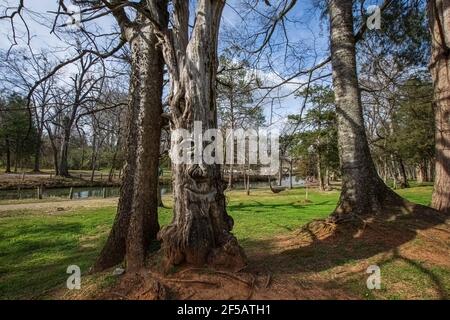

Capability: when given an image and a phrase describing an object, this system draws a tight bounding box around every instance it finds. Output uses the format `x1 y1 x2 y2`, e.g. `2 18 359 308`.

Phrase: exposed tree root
111 292 129 300
162 278 220 287
176 267 254 287
264 273 272 288
296 201 448 247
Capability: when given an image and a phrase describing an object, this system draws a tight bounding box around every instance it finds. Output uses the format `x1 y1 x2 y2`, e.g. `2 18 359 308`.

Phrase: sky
0 0 384 129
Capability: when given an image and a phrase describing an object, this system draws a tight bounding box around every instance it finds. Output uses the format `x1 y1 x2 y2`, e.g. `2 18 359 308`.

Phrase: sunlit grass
0 185 443 299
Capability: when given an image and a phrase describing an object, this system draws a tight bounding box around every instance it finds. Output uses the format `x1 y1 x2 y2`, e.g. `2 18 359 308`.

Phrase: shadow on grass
228 200 336 212
0 221 103 299
243 204 449 299
379 248 449 300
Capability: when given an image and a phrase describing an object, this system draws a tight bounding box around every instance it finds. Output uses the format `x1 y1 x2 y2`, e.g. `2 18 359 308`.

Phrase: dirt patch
91 267 358 300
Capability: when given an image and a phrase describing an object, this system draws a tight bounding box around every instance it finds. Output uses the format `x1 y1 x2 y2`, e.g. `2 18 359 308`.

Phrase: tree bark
245 168 251 195
14 138 19 173
108 135 121 182
397 157 410 188
46 126 59 176
228 163 234 189
417 160 429 183
80 141 86 170
278 156 283 186
227 91 235 190
92 19 164 272
126 22 164 271
32 132 42 173
317 153 325 191
428 0 450 214
5 138 11 173
90 130 97 183
329 0 405 219
289 160 293 189
58 126 71 177
157 0 246 270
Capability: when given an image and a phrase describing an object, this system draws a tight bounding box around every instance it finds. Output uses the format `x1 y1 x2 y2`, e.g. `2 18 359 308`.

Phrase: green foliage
0 94 38 169
287 85 339 177
358 0 430 68
384 77 434 165
375 0 430 67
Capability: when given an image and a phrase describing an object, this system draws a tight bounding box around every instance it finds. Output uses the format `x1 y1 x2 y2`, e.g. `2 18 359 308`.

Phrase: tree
428 0 450 214
0 49 56 173
217 54 264 189
356 0 431 189
152 0 247 270
0 94 37 172
0 0 248 271
0 0 170 272
387 77 435 185
57 53 105 177
93 11 165 272
291 85 339 190
328 0 406 219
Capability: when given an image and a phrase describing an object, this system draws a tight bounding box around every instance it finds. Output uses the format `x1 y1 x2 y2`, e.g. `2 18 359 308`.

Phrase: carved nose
188 164 208 180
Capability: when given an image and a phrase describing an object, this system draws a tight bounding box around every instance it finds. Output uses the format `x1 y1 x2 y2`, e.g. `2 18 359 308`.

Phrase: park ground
0 184 449 300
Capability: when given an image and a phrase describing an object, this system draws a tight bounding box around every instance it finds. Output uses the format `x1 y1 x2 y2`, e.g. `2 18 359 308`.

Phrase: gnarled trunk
157 0 246 270
329 0 405 219
428 0 450 214
92 19 164 272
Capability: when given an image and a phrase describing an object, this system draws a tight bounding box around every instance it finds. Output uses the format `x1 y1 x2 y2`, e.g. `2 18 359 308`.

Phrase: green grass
0 185 447 300
0 207 115 299
334 254 450 300
226 189 337 246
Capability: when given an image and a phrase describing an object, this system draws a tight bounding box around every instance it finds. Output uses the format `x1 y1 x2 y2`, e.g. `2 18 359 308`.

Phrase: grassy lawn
0 185 448 299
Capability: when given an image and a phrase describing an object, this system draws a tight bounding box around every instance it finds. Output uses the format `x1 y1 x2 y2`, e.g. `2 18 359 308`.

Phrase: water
0 186 120 201
0 176 304 201
230 175 305 189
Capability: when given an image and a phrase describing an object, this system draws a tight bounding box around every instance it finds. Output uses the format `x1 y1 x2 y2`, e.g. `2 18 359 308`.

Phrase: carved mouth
185 187 217 201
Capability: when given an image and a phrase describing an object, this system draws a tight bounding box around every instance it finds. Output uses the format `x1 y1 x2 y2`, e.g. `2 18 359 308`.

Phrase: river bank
0 172 173 191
